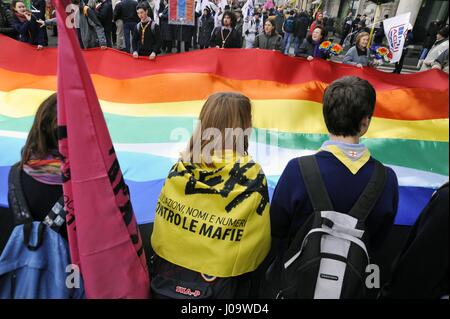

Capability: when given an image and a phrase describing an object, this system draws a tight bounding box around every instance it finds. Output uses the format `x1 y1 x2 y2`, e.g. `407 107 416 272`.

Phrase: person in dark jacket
293 10 309 56
296 25 329 60
373 14 388 45
380 182 448 299
158 0 172 53
393 25 413 74
131 2 160 59
274 7 284 37
210 10 241 48
266 76 399 298
198 6 214 49
253 18 282 52
95 0 113 47
0 0 16 38
11 0 45 49
113 0 139 53
31 0 47 45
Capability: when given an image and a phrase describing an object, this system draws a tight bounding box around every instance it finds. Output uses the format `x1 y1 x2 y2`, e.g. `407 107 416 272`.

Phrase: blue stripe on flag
178 0 186 20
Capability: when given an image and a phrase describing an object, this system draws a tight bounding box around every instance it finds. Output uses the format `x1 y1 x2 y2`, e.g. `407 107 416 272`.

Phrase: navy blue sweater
270 151 399 257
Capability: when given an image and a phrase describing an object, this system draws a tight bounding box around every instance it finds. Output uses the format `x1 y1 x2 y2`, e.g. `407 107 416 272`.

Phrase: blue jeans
123 22 137 53
283 32 293 55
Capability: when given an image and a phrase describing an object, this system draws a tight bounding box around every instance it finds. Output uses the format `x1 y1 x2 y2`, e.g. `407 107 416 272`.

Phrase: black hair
222 10 237 28
322 76 376 137
136 1 153 17
438 25 449 39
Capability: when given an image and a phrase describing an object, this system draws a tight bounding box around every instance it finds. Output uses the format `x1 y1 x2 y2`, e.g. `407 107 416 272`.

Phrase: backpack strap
42 196 66 233
348 160 387 222
7 163 33 225
137 21 157 35
8 162 66 233
298 155 334 212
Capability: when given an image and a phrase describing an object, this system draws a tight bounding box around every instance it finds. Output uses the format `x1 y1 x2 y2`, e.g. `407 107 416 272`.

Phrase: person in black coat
96 0 113 47
379 182 449 299
113 0 139 53
198 7 214 49
31 0 47 45
210 10 241 48
294 10 309 56
158 0 172 53
0 0 16 38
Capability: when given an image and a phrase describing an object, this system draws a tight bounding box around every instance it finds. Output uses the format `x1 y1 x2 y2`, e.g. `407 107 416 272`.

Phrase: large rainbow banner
0 35 448 226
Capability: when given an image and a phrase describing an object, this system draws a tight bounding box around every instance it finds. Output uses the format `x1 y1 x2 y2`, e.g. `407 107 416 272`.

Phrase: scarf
356 46 368 56
320 140 371 174
23 154 63 185
14 12 27 23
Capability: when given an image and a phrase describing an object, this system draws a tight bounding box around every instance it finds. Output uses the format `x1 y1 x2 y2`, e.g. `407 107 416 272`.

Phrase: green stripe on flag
1 114 448 175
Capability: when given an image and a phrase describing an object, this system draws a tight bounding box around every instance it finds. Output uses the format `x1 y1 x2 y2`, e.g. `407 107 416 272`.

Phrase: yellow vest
151 153 271 277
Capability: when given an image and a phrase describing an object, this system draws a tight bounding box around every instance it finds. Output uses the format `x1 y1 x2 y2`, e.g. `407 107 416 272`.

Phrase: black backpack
7 163 66 245
276 155 386 299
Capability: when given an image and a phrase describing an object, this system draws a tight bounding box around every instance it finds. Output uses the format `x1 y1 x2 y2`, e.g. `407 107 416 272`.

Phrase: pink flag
54 0 150 298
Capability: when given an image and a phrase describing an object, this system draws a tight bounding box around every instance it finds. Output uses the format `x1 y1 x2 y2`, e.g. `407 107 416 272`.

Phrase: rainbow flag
169 0 195 25
0 34 448 227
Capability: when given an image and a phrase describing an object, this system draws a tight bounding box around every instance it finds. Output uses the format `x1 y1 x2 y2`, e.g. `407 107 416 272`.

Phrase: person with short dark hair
210 10 241 48
113 0 139 53
266 76 399 298
131 2 161 59
295 25 329 60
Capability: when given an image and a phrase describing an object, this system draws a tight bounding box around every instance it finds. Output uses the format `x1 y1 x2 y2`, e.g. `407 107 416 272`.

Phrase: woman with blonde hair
150 92 271 299
343 31 379 68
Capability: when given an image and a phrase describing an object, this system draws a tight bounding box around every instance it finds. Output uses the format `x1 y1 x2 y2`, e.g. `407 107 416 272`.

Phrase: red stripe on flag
169 0 178 21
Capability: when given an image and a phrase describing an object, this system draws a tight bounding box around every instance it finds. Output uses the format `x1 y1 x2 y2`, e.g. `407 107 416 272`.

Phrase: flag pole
367 2 380 48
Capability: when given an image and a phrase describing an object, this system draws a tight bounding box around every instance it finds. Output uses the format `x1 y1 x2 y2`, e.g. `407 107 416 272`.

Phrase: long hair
20 93 58 168
355 31 370 49
182 92 252 165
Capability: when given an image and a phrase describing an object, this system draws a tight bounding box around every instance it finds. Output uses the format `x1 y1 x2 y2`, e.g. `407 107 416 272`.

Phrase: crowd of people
0 0 448 72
